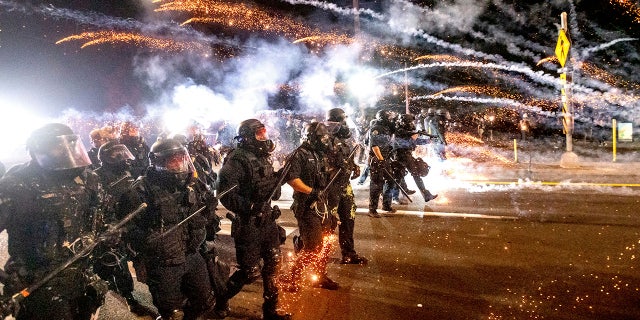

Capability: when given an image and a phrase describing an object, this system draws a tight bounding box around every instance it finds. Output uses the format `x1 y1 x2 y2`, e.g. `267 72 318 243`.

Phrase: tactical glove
251 202 272 227
308 188 325 203
350 165 361 180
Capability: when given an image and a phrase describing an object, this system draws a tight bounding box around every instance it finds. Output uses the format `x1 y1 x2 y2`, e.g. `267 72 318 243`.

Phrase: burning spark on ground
277 233 338 313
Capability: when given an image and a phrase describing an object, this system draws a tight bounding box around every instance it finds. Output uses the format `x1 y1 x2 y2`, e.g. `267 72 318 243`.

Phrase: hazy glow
0 102 50 164
347 70 381 101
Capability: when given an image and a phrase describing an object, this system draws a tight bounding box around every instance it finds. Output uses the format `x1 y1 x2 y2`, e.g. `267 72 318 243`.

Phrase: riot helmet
98 140 135 171
327 108 347 123
303 122 331 152
326 107 351 139
236 119 275 156
427 108 435 116
396 113 417 132
148 138 195 185
172 133 189 146
26 123 92 171
375 109 396 129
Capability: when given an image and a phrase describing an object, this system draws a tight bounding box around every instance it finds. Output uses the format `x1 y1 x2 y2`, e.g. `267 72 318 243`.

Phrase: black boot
423 191 438 202
212 297 229 318
263 297 291 320
124 293 157 318
263 306 291 320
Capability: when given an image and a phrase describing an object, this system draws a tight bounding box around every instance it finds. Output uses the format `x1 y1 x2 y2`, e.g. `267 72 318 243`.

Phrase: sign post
556 12 579 167
556 13 573 152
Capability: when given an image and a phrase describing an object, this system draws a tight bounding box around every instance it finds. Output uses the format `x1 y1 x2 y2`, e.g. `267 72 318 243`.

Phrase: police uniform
120 134 150 178
214 118 288 320
324 108 365 263
285 122 339 291
93 165 138 302
119 139 216 320
368 119 395 212
393 126 437 203
0 163 106 320
217 147 284 319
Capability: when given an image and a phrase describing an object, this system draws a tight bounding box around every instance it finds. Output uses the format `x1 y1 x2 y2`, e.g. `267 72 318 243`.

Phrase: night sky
0 0 639 139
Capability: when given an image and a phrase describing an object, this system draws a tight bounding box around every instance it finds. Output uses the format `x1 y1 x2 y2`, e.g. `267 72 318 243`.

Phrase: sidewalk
469 135 640 182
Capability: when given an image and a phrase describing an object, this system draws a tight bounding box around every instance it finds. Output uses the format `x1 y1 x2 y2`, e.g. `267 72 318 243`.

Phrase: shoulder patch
371 130 379 135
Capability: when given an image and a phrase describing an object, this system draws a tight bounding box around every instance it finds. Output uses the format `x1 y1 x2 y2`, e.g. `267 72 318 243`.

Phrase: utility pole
353 0 360 35
353 0 365 117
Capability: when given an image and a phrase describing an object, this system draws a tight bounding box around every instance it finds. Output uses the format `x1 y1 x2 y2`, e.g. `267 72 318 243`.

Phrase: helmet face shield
154 148 196 174
323 121 342 135
100 143 135 165
255 126 269 141
32 135 92 170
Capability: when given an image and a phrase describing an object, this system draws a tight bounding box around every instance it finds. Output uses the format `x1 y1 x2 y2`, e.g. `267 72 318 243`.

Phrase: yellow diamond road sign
555 30 570 67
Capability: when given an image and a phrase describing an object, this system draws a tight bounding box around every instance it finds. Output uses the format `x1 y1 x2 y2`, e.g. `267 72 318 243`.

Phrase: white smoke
387 0 488 35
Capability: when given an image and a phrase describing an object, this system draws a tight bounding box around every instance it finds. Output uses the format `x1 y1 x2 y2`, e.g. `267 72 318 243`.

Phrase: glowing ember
155 0 351 46
535 55 559 66
610 0 640 24
56 31 208 52
277 233 337 313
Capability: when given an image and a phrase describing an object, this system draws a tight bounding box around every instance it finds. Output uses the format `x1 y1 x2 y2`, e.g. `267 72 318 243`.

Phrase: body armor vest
96 168 134 225
290 145 328 204
0 164 100 273
368 122 394 158
226 148 275 203
326 137 354 189
131 175 202 265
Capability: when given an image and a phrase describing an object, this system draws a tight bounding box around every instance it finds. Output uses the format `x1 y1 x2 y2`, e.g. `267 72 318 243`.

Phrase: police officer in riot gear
119 121 150 177
368 109 397 217
0 123 107 319
431 109 448 160
393 114 438 203
118 138 219 320
215 119 289 320
186 132 218 193
285 122 339 291
93 141 153 317
325 108 368 265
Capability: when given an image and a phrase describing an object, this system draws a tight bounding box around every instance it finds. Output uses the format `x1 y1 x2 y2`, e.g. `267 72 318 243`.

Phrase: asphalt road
91 156 640 320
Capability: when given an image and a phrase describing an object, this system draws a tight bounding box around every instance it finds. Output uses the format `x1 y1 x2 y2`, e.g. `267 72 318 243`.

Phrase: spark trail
0 0 233 45
432 86 522 100
412 95 534 112
156 0 351 45
374 61 575 92
56 31 209 52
